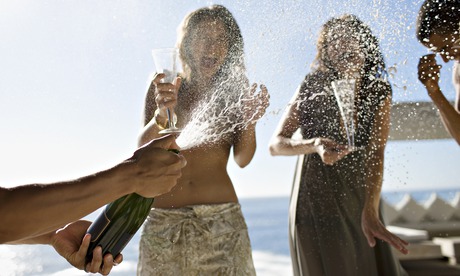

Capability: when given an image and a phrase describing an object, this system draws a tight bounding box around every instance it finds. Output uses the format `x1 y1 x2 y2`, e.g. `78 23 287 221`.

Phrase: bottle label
88 210 111 242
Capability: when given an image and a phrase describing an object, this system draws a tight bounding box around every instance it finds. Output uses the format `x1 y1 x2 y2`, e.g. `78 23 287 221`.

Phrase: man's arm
0 167 135 243
418 55 460 145
428 85 460 144
0 135 186 244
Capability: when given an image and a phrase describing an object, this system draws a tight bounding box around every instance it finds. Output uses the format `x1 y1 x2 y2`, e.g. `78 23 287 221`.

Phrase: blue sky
0 0 459 198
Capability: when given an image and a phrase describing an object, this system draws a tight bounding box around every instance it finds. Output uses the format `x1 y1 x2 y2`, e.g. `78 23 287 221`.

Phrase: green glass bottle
85 148 180 265
84 193 154 265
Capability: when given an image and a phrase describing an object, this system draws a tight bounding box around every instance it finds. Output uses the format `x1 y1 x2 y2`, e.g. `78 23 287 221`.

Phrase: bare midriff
153 142 238 209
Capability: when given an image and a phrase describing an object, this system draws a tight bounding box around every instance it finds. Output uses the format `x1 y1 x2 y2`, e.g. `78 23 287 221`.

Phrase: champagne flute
331 79 356 150
152 48 181 134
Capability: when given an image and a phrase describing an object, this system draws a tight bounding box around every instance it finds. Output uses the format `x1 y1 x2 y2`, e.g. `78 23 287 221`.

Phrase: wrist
364 196 379 213
106 161 137 196
154 109 168 130
423 81 440 94
244 121 257 130
427 86 442 98
38 231 55 245
311 138 321 152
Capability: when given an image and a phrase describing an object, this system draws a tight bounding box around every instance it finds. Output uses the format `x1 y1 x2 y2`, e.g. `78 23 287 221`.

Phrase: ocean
1 190 459 276
0 197 292 276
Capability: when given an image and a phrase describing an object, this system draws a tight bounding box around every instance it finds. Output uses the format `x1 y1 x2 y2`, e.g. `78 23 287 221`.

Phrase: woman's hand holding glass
152 73 182 131
314 137 352 165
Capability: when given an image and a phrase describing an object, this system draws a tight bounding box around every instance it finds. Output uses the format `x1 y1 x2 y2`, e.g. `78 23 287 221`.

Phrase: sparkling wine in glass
152 47 181 134
331 79 356 149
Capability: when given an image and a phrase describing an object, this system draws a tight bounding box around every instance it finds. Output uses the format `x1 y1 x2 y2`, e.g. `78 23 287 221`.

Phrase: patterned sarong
137 203 256 276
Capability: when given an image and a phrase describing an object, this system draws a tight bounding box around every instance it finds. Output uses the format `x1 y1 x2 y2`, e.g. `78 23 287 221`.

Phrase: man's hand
418 54 442 94
128 135 186 198
51 220 122 275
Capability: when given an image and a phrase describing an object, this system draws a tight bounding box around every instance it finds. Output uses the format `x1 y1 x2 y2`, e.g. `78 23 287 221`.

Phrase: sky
0 0 459 199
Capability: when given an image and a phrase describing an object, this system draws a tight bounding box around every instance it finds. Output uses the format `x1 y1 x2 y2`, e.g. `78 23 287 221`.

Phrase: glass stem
166 108 173 129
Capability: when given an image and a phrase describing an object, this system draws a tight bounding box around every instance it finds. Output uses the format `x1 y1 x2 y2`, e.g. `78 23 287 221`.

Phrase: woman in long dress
269 14 408 276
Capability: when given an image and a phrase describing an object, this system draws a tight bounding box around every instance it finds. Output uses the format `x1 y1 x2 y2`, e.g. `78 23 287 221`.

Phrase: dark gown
288 71 407 276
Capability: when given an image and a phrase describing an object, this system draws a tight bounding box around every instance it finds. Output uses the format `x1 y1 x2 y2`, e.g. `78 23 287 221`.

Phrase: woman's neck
338 69 361 80
189 74 213 91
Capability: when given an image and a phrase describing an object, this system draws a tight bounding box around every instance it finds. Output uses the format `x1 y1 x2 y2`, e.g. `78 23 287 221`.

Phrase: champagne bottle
84 193 154 265
85 148 180 265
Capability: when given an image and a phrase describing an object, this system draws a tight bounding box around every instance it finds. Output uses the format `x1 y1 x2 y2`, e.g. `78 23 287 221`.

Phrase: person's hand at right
128 135 186 198
314 137 351 165
418 54 442 95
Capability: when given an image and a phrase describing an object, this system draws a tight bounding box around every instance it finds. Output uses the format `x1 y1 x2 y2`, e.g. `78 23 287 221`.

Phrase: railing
383 193 460 226
389 101 452 141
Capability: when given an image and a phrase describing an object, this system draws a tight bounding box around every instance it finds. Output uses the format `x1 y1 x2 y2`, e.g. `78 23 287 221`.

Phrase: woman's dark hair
416 0 460 43
313 14 387 85
176 5 246 84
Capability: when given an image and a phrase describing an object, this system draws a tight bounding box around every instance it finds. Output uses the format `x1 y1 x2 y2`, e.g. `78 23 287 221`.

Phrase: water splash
176 69 260 150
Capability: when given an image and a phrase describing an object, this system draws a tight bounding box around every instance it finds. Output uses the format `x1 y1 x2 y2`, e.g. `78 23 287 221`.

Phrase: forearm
363 96 391 214
0 163 134 244
6 230 54 245
363 152 384 213
269 135 317 156
138 113 166 147
233 123 257 168
429 87 460 144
